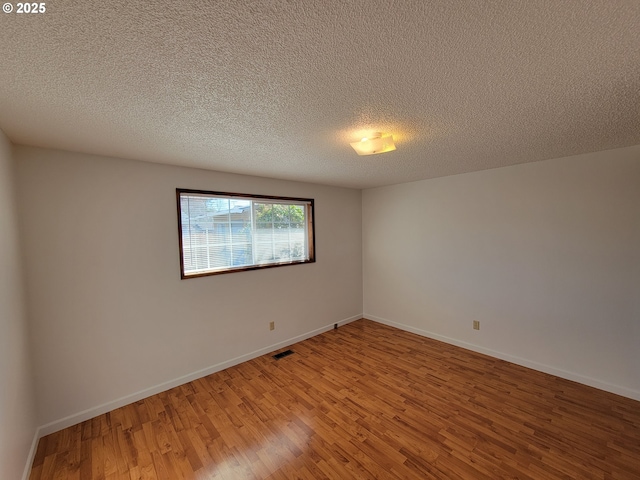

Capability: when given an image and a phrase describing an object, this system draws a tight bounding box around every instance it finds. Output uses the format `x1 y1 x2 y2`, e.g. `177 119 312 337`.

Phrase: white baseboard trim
365 313 640 402
36 314 362 439
21 426 41 480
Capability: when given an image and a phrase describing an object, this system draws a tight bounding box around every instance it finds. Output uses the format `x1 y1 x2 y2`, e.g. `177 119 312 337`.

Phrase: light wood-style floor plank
30 319 640 479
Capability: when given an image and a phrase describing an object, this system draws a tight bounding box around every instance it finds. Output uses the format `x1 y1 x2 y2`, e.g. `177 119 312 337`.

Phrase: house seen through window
177 189 315 278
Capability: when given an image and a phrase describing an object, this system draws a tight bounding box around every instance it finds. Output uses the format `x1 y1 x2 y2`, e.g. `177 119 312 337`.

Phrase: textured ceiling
1 0 639 188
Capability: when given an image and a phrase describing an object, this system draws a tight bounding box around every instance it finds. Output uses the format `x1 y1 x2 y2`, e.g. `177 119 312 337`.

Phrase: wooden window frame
177 188 315 279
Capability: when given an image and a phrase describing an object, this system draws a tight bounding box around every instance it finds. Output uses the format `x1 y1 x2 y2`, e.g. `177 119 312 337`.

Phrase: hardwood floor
29 319 640 479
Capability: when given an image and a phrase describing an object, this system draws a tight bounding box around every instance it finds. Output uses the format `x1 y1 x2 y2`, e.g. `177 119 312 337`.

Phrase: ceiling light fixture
350 132 396 156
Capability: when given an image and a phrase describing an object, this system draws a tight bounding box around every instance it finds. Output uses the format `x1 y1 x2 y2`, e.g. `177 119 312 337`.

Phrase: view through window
177 189 315 278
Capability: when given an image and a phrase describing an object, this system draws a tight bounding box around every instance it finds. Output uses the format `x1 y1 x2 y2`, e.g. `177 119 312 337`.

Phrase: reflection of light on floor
197 414 314 478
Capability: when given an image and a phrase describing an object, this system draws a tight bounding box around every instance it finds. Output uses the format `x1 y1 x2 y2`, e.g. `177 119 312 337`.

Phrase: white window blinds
177 190 314 278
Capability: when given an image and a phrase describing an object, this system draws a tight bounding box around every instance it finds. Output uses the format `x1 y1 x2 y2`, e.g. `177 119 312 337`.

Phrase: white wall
363 146 640 399
15 146 362 431
0 133 37 478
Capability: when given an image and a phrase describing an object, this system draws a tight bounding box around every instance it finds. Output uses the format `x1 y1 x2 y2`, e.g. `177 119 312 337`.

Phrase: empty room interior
1 1 639 479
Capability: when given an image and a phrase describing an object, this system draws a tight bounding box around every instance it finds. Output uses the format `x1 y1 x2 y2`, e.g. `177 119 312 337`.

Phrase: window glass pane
178 190 314 277
255 203 271 220
289 205 304 228
274 242 291 260
255 241 274 263
232 242 253 266
183 246 194 271
212 223 230 244
209 245 231 269
192 246 209 270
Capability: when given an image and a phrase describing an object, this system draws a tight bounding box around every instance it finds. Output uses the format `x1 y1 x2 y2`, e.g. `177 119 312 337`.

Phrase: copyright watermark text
3 3 47 13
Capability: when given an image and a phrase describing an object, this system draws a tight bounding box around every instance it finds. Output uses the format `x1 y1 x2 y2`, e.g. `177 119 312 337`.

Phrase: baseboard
36 314 362 438
21 426 41 480
365 314 640 402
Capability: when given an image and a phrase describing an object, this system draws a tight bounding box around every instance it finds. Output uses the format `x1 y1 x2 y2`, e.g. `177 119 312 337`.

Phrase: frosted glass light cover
350 134 396 155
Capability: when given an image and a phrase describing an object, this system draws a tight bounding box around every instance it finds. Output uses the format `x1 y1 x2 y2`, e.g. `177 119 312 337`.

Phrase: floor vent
273 349 294 360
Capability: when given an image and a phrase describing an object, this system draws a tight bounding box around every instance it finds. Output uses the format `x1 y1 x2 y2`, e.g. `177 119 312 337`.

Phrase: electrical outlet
269 321 275 331
473 320 480 330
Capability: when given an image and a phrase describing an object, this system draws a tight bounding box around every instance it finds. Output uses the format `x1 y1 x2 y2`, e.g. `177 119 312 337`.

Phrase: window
177 189 315 278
